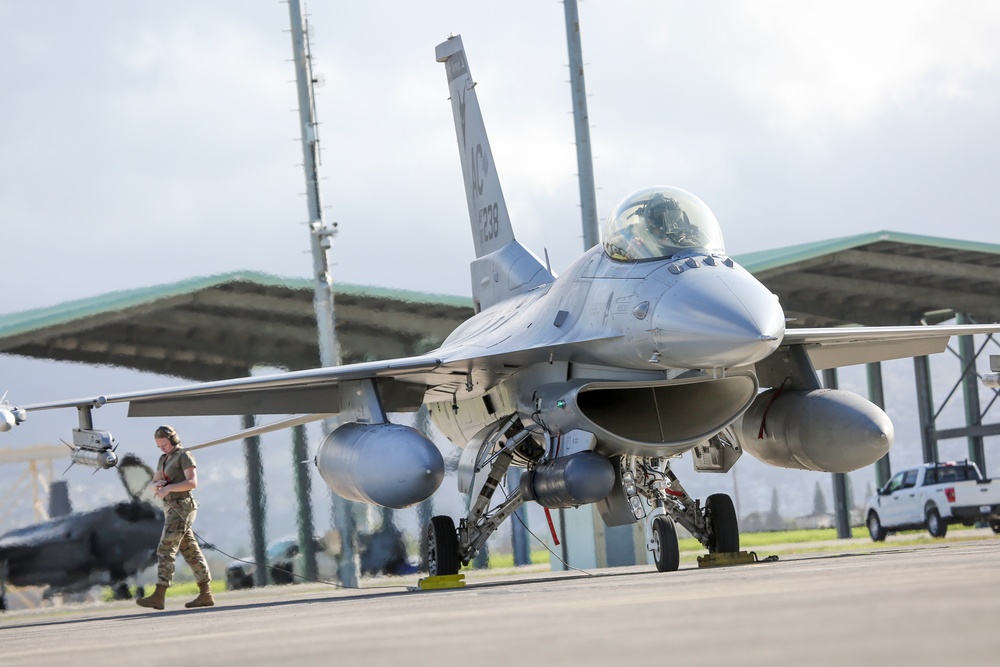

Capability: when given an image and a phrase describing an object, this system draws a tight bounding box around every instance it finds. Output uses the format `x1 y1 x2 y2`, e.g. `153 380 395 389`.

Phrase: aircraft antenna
287 0 360 589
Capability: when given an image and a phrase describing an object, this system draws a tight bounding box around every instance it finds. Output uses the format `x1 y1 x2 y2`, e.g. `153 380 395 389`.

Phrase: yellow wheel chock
697 550 778 568
416 573 466 590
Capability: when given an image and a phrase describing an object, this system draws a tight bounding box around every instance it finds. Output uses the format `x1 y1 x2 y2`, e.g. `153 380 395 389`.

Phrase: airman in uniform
136 425 214 610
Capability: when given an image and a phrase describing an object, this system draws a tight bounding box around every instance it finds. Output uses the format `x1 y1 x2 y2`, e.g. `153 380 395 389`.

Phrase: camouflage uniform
156 446 211 587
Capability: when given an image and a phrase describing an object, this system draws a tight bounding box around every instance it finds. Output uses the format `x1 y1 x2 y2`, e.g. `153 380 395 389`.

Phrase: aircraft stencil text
479 202 500 244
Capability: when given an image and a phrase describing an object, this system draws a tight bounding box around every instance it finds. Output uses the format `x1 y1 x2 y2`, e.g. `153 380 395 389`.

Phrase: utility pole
286 0 359 587
564 0 600 250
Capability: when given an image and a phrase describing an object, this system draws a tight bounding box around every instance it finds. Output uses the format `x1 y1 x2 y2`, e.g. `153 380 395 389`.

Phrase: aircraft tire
652 516 680 572
990 520 1000 534
427 515 460 576
706 493 740 553
112 582 131 600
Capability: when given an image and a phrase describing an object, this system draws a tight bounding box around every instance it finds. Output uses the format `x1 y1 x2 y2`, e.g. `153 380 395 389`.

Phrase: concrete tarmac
2 538 998 666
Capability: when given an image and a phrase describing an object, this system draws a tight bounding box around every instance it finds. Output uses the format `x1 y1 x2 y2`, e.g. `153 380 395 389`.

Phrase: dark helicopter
0 453 163 610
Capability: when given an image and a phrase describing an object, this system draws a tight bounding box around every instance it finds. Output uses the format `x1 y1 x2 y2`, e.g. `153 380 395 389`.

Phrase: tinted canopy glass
603 186 725 261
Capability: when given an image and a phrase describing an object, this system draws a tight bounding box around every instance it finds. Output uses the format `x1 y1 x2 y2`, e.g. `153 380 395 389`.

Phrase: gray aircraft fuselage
427 239 784 460
0 501 162 591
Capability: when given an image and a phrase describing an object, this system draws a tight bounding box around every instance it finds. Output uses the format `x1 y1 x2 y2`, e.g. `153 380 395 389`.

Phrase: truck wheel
990 520 1000 535
926 508 948 538
867 512 887 542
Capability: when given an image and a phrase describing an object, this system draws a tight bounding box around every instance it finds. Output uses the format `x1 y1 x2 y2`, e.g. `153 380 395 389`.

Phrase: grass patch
678 526 872 551
471 549 551 570
473 524 992 569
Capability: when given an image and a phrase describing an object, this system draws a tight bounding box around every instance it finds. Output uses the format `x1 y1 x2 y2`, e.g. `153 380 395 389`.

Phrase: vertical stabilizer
436 35 553 310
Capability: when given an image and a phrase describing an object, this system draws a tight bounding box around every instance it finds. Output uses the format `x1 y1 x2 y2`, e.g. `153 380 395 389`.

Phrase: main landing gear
427 419 533 576
426 440 741 576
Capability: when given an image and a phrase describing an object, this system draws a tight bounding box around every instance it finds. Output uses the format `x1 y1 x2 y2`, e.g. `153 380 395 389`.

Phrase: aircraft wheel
867 512 887 542
135 586 145 600
990 520 1000 535
112 582 131 600
427 515 460 576
270 564 295 586
926 508 947 538
652 516 680 572
706 493 740 553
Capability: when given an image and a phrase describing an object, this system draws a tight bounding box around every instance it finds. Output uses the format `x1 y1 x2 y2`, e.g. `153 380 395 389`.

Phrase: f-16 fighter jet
4 35 998 576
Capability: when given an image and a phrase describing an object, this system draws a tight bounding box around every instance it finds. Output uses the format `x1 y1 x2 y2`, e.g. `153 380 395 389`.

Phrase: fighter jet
0 454 162 609
2 35 998 577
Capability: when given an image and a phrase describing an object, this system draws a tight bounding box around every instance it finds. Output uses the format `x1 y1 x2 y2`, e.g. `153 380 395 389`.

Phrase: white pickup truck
865 461 1000 541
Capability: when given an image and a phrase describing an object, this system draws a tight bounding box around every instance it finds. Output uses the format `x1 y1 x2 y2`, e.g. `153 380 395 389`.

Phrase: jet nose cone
653 267 785 368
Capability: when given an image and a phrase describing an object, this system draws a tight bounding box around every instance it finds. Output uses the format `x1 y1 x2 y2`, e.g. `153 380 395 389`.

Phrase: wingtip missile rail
68 428 119 470
0 404 27 432
1 400 116 469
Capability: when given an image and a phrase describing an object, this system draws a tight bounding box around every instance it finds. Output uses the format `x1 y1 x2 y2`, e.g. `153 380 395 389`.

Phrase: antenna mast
287 0 360 588
288 1 340 366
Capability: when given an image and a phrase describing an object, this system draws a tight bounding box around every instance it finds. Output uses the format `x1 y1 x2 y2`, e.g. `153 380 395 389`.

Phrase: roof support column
292 424 318 581
913 355 939 464
957 313 986 471
866 362 891 487
413 406 434 571
242 414 269 587
823 368 851 539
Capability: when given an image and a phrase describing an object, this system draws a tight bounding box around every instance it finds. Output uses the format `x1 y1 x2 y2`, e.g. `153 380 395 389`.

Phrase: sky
1 2 999 549
2 1 999 310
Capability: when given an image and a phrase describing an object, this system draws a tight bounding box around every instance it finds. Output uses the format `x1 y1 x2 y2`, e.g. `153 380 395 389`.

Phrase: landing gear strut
427 420 533 576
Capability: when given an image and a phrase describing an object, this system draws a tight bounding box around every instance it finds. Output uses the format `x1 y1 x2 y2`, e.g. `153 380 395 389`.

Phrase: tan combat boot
185 580 215 608
136 584 168 610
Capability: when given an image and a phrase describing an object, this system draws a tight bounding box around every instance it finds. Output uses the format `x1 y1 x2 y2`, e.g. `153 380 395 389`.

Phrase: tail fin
436 35 553 311
117 453 163 510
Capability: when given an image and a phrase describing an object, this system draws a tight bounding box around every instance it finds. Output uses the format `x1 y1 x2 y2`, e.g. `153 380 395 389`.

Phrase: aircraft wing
15 318 626 420
16 322 994 419
19 355 445 417
782 323 1000 370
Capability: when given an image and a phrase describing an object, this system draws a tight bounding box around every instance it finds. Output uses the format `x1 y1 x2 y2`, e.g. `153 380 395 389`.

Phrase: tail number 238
479 203 500 244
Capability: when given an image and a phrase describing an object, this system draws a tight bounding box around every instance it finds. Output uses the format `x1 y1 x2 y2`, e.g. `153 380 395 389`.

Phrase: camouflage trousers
157 496 211 587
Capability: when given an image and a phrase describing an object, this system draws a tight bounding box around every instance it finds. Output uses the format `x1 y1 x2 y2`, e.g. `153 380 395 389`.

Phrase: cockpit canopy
602 186 725 261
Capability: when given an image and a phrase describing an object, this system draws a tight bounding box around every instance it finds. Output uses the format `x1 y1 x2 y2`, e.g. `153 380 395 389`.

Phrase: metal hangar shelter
0 271 473 381
740 231 1000 538
1 232 998 547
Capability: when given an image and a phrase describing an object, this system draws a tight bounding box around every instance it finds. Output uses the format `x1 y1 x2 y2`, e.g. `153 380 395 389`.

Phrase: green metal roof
735 231 1000 275
0 271 473 381
736 231 1000 327
2 228 998 380
0 270 472 343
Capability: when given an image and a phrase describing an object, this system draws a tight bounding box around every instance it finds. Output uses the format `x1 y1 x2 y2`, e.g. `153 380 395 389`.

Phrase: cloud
726 1 1000 139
